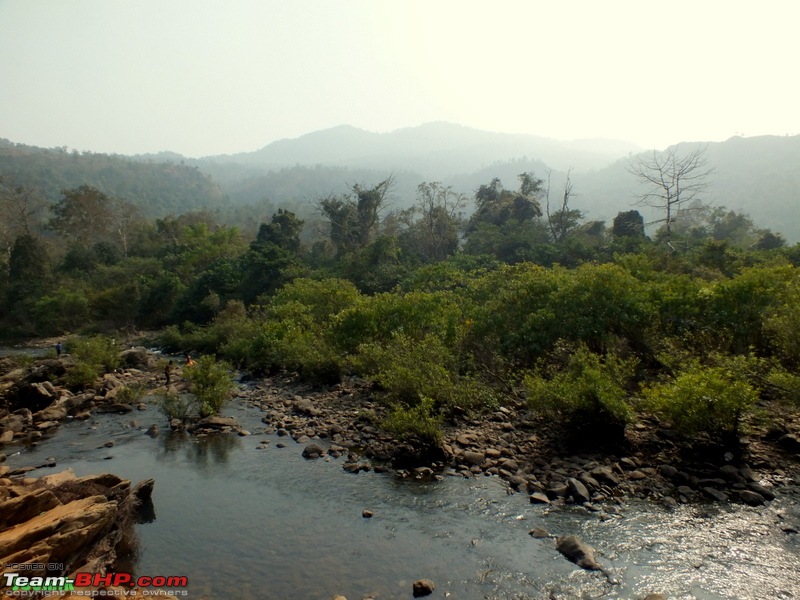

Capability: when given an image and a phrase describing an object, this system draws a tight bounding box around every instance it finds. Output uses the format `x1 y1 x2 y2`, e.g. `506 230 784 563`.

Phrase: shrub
382 397 443 448
183 355 235 417
159 390 192 421
642 364 759 441
64 335 120 389
524 344 637 434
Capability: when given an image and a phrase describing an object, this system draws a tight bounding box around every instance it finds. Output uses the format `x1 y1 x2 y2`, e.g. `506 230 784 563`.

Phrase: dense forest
1 154 799 449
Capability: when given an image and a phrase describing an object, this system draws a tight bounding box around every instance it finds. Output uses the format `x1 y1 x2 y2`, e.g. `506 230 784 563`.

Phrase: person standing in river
55 342 62 357
165 360 173 386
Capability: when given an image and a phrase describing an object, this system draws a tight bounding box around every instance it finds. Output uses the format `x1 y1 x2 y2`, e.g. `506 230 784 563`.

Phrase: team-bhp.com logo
2 572 189 596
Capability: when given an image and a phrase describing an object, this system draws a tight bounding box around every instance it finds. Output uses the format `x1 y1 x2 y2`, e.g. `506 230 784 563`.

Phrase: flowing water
3 393 800 600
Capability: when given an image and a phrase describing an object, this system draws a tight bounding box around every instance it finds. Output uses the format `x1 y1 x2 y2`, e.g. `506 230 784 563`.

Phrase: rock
702 487 729 502
777 433 800 453
556 535 602 570
462 450 485 466
659 464 678 478
332 596 347 600
737 490 766 506
362 509 374 518
747 482 775 501
0 430 15 444
566 477 591 504
145 424 159 438
590 465 620 486
119 347 151 369
412 579 435 597
643 595 667 600
302 443 325 459
196 415 239 429
529 492 550 504
528 527 551 538
619 457 639 470
628 470 647 480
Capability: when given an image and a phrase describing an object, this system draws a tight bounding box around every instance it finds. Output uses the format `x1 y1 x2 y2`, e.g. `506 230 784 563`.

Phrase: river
3 391 799 599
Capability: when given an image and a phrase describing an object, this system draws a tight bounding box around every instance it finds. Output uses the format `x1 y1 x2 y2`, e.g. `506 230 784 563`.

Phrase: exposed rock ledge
0 466 153 584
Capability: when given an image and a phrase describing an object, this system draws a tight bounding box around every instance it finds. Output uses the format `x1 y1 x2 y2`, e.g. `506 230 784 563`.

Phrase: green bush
382 397 443 448
160 390 192 420
524 344 637 432
351 333 459 407
183 355 235 417
64 335 121 389
642 364 759 440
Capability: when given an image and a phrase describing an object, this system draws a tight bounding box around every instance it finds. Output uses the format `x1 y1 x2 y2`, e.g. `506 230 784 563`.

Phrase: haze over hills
2 123 799 242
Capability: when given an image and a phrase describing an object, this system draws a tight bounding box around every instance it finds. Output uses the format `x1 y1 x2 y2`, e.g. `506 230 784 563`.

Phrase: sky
1 0 798 157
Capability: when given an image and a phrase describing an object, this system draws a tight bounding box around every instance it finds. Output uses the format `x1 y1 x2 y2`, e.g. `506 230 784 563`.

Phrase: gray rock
528 527 551 538
659 464 678 478
567 477 591 504
590 465 620 486
556 535 602 570
748 482 775 500
702 487 729 502
737 490 766 506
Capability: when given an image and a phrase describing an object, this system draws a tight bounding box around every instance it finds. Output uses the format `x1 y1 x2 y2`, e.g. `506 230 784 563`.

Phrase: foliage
63 335 120 389
524 344 637 433
382 396 443 448
642 363 759 440
183 355 235 417
159 390 192 421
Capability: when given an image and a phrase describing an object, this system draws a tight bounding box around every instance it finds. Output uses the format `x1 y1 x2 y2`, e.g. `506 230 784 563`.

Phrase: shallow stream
4 393 800 599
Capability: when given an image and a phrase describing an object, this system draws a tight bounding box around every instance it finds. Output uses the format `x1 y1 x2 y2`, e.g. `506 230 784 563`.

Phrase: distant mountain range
2 122 799 242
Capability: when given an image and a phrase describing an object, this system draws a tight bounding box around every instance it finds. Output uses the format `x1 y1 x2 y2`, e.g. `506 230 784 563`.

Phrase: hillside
2 128 799 243
0 140 228 217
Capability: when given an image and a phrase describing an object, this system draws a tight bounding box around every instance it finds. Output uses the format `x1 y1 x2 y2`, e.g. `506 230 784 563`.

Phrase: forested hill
0 139 227 217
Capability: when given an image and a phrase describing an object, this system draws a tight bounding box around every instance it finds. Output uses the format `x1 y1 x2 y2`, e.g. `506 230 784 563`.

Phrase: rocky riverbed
2 346 800 512
2 345 800 599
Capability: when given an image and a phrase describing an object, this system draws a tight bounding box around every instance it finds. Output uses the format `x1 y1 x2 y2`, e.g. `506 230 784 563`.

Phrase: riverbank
2 347 799 512
2 346 800 599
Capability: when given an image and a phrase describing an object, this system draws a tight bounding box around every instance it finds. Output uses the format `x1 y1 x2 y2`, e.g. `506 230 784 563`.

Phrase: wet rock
737 490 766 506
748 482 775 501
556 535 602 570
528 527 551 538
412 579 435 597
702 487 729 502
302 443 325 459
529 492 550 504
196 415 239 429
590 465 620 486
362 509 374 518
567 477 591 504
145 424 159 438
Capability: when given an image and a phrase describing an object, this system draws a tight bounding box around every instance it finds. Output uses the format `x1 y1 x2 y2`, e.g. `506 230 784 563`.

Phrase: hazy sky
1 0 798 157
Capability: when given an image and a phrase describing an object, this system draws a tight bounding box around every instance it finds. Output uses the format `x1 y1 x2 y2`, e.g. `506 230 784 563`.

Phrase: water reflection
3 401 799 599
155 429 241 471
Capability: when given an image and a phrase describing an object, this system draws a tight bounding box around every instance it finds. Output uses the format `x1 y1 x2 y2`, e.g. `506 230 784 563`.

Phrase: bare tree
627 145 713 244
544 168 582 244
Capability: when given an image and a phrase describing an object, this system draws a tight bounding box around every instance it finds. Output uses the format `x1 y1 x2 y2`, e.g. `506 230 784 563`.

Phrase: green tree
49 185 115 248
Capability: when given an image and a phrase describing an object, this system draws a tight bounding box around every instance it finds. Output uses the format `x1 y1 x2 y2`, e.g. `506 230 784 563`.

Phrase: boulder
119 347 151 369
737 490 766 506
556 535 602 570
302 443 326 459
412 579 435 597
462 450 485 466
566 477 591 504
